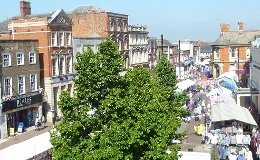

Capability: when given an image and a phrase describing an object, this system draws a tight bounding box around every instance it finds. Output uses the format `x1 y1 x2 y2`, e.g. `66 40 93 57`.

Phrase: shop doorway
7 113 17 135
18 110 27 128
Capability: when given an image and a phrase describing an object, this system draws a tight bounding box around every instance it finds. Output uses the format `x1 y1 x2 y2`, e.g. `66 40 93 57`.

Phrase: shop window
30 74 37 91
4 77 12 96
16 52 24 65
18 75 25 94
29 52 36 64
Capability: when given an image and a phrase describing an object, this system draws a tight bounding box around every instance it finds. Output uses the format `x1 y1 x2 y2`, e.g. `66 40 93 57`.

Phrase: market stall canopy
219 81 236 90
177 79 196 90
206 87 233 98
210 95 236 105
0 131 52 160
211 102 257 126
216 72 238 90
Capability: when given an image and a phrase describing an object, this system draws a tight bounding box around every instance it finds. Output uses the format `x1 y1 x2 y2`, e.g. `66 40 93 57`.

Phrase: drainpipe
12 21 14 40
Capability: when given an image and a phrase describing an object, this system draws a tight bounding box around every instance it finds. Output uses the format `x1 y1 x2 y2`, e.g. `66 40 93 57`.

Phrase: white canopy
211 102 257 126
206 87 232 98
0 132 53 160
177 79 196 90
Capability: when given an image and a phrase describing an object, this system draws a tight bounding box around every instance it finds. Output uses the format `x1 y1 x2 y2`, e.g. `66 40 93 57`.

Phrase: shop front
1 93 42 138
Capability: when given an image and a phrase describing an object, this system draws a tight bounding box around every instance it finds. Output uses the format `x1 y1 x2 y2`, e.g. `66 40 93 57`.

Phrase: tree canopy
50 39 188 160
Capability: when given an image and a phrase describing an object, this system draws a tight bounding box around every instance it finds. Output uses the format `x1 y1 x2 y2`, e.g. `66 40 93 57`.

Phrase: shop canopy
211 102 257 126
0 131 52 160
210 95 236 105
206 87 233 98
177 79 196 90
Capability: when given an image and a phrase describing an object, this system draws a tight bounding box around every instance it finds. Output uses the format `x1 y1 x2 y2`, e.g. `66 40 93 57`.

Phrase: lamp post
250 55 253 112
178 40 181 79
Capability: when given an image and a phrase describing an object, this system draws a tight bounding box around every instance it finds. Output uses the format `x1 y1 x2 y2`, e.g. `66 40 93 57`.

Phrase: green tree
50 39 186 159
50 38 124 159
155 56 188 119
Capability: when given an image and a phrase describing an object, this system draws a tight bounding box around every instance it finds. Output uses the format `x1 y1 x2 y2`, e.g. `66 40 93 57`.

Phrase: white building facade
128 25 149 67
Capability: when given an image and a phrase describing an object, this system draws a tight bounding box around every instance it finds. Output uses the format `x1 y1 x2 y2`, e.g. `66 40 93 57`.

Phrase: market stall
209 95 236 105
206 87 233 98
206 102 256 158
0 132 53 160
177 79 196 91
211 102 256 125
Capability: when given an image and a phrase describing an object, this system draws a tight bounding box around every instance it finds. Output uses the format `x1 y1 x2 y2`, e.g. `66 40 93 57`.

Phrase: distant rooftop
67 5 106 14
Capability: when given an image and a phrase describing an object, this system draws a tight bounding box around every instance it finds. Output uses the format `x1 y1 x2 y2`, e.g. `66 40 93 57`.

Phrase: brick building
0 40 43 139
0 1 75 122
211 22 260 79
67 6 130 68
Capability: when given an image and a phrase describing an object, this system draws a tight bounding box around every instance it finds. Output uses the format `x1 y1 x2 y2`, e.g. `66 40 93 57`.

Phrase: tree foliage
50 39 187 160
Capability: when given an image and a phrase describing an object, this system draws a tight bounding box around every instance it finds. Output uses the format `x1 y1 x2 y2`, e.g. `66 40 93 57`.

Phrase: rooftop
67 5 106 14
212 31 260 46
0 20 8 32
157 39 173 47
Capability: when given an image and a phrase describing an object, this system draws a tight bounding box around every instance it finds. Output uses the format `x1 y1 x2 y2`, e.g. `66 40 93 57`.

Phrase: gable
48 9 73 26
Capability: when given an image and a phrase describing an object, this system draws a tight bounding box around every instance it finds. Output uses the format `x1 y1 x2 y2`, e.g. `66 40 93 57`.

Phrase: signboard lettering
17 97 32 107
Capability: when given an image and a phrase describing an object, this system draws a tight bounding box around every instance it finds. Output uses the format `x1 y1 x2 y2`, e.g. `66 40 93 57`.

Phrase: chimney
20 0 31 19
238 21 243 31
220 23 230 33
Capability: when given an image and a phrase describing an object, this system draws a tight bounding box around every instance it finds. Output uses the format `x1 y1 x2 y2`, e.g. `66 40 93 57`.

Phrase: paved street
0 122 54 150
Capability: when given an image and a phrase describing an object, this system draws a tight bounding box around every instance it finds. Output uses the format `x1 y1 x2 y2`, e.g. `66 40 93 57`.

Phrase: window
59 57 64 75
215 48 219 59
18 76 25 94
51 32 57 46
29 52 36 64
4 78 12 96
66 32 71 46
59 32 64 46
230 47 236 57
52 58 57 76
16 52 24 65
2 53 11 67
30 74 37 91
66 56 71 74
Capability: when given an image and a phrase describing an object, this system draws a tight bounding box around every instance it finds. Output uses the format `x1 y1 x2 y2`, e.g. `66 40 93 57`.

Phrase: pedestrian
52 115 56 129
244 147 253 160
41 115 45 128
35 116 39 130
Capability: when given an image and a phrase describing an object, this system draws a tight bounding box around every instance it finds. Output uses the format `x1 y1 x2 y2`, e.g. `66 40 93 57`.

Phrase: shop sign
17 97 32 108
2 93 42 113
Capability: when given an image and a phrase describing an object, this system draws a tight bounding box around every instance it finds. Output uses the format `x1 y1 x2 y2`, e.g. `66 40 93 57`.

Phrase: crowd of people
179 64 259 160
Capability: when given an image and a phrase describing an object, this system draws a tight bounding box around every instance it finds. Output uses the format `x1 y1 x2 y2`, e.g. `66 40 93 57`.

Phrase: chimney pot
220 23 230 33
20 1 31 19
238 21 243 31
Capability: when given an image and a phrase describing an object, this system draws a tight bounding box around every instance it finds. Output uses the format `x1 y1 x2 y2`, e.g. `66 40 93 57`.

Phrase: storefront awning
211 102 257 126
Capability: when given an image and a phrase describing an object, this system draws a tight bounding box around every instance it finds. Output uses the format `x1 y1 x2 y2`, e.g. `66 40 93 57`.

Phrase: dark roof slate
67 5 106 14
200 45 212 53
212 31 260 46
157 39 173 46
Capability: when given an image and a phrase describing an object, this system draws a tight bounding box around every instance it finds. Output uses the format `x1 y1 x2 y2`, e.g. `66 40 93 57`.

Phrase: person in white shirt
245 147 253 160
35 117 39 129
229 152 237 160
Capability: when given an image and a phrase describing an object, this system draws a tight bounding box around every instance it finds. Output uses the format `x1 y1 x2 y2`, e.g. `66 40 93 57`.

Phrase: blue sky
1 0 260 42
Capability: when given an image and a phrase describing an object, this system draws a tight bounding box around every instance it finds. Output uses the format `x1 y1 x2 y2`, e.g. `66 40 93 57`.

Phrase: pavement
0 122 54 150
